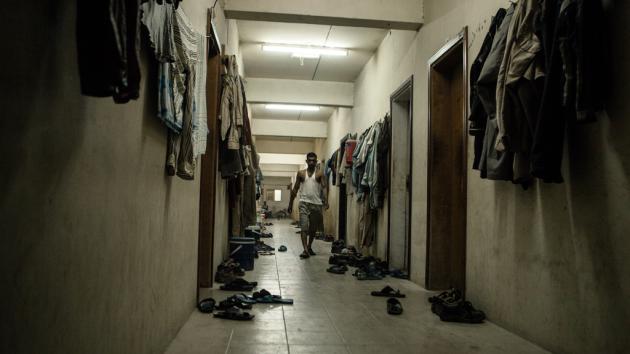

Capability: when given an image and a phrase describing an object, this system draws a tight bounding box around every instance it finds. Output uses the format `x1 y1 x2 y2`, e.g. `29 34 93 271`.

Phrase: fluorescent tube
262 44 348 57
265 104 320 111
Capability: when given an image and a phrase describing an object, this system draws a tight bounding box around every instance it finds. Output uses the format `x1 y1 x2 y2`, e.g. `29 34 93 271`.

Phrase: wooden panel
426 28 468 291
428 67 455 289
197 11 222 290
449 55 466 292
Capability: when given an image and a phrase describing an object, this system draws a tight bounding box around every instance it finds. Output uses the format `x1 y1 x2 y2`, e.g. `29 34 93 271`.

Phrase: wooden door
426 28 468 291
197 11 222 290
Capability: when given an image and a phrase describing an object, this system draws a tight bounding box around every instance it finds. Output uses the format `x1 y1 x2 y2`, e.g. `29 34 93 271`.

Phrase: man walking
288 152 328 259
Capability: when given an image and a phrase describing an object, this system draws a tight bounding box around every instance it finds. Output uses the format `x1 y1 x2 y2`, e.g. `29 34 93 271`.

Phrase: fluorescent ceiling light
265 104 320 112
262 44 348 57
291 53 320 59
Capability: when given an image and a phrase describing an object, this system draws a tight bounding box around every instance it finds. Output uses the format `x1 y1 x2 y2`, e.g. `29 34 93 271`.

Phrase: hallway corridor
166 219 547 354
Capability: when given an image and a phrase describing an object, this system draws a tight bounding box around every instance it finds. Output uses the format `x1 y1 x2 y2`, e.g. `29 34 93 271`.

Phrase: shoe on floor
213 306 255 321
371 285 406 298
299 251 310 259
197 298 215 313
308 248 316 256
326 265 348 274
278 245 287 252
387 298 403 315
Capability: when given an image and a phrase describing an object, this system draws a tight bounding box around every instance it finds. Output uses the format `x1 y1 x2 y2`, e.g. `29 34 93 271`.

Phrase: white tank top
299 171 323 205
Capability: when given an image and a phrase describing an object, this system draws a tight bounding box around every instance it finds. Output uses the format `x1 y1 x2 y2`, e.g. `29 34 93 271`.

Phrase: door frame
387 76 414 277
425 27 469 290
197 11 222 300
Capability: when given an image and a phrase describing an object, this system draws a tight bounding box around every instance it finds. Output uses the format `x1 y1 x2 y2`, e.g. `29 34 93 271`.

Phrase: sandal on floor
235 293 257 304
326 265 348 274
428 288 461 304
216 296 253 310
355 269 383 280
220 278 257 291
197 298 215 313
253 289 294 304
213 306 255 321
371 286 406 298
387 298 403 315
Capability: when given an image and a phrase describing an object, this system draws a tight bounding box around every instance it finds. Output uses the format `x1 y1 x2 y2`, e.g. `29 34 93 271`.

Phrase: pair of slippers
371 286 405 315
429 288 485 323
326 265 348 274
219 278 258 291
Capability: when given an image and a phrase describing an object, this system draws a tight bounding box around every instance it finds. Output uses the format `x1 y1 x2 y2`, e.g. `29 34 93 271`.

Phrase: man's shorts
299 201 324 236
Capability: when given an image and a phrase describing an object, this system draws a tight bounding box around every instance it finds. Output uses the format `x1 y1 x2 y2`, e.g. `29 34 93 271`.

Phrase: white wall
262 180 292 213
325 29 417 257
0 2 227 354
324 0 630 353
255 138 315 154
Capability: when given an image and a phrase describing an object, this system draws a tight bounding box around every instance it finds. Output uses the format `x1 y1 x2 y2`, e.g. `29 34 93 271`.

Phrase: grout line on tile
272 226 291 353
322 298 347 344
361 302 381 323
224 329 234 354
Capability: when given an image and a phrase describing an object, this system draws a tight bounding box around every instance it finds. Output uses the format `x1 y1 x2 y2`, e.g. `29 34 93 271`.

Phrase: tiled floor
165 219 548 354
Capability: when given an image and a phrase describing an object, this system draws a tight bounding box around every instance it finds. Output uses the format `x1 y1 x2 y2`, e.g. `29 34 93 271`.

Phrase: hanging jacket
374 114 391 208
478 4 516 181
77 0 141 103
557 0 606 123
495 0 544 154
219 56 243 150
469 8 507 170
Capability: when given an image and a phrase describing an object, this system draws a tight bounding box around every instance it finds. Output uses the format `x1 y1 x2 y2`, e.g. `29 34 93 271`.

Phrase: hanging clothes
219 56 243 150
193 33 209 158
477 4 516 181
165 8 199 179
531 0 606 183
326 150 339 186
77 0 141 103
469 8 508 170
219 56 247 179
374 114 391 209
142 1 198 133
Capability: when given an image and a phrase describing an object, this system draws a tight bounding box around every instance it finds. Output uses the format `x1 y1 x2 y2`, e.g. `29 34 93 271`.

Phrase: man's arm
288 171 302 213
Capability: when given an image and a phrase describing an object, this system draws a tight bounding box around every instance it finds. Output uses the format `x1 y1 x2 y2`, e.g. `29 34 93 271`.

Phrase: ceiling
238 20 387 82
239 20 385 169
250 104 334 121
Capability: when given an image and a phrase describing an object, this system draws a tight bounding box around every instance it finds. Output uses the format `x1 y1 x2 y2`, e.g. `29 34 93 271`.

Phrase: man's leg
306 203 322 255
301 231 309 253
298 202 310 258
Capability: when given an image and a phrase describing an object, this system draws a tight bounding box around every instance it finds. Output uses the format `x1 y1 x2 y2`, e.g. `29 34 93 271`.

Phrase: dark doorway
387 77 413 277
426 28 468 291
338 183 347 242
197 11 222 300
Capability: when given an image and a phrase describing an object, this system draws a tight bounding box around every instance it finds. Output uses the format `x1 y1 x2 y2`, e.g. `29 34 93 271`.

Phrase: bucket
229 237 255 271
